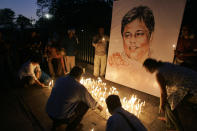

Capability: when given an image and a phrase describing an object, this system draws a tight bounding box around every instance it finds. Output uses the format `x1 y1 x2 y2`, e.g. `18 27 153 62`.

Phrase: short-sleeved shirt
18 60 41 80
158 63 197 110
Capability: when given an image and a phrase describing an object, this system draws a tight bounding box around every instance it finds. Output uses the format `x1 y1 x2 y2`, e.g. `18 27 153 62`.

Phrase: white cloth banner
106 0 186 97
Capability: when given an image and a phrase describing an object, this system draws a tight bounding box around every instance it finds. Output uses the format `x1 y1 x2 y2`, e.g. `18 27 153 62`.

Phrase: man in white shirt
106 95 147 131
18 55 49 88
92 27 109 77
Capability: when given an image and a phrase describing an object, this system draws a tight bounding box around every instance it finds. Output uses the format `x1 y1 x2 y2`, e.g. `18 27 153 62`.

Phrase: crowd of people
46 66 147 131
0 27 81 88
0 26 110 88
45 58 197 131
45 57 197 131
1 23 197 131
18 27 110 88
44 24 197 130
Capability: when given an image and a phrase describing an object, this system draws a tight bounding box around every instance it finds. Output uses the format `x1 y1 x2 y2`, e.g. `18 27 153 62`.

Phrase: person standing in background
92 27 109 77
61 28 78 73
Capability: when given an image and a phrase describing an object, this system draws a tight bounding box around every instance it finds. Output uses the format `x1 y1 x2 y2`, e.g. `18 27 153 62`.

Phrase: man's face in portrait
122 19 151 62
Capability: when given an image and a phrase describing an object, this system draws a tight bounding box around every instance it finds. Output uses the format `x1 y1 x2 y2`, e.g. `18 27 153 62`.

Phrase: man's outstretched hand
97 105 103 112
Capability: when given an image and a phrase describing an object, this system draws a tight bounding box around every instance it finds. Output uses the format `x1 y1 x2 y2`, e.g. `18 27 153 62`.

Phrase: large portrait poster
105 0 186 97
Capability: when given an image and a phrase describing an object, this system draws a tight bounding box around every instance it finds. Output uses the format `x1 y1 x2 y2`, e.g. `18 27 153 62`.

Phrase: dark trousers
165 103 184 131
50 102 89 131
20 76 34 86
48 58 63 78
165 95 197 131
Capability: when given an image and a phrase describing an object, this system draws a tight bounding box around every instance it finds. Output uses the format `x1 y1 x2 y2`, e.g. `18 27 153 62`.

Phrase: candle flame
48 80 54 88
80 77 145 119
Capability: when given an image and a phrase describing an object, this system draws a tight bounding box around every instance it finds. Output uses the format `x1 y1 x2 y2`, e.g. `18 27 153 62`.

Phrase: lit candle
172 44 176 50
102 37 105 42
80 77 145 119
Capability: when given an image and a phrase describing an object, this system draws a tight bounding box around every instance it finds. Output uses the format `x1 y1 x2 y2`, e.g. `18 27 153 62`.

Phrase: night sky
0 0 38 20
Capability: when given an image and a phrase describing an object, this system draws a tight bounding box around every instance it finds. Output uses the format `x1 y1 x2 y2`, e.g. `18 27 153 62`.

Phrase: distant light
44 13 52 19
31 20 36 25
81 29 84 32
172 44 176 50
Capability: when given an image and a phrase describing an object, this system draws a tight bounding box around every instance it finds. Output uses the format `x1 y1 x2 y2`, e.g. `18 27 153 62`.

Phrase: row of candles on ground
48 77 145 119
80 77 145 119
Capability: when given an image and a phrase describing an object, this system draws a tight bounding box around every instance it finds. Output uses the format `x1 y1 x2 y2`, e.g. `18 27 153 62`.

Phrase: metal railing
76 31 95 64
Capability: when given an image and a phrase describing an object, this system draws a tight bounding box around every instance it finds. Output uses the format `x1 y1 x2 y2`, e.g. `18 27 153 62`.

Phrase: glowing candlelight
80 77 145 119
102 37 105 41
48 80 54 89
172 44 176 50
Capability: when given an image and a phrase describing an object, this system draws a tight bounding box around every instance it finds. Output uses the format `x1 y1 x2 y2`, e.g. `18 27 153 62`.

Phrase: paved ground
2 61 167 131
